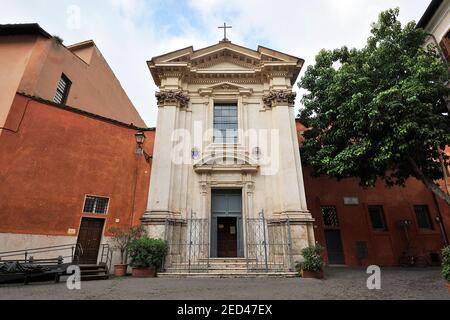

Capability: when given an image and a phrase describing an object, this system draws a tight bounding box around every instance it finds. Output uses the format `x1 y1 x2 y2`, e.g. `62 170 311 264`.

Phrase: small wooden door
76 218 104 265
217 217 238 257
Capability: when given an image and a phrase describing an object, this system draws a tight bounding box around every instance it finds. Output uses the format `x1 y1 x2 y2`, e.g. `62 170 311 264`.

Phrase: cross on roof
218 22 232 41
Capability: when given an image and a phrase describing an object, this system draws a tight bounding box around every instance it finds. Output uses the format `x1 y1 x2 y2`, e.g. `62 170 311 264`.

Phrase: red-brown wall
297 121 450 266
0 94 153 238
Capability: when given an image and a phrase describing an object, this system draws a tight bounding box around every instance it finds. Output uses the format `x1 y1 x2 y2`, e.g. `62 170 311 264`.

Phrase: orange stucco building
0 23 146 130
297 121 450 267
0 24 151 265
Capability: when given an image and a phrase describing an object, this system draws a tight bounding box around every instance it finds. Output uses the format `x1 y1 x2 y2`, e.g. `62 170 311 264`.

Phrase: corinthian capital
155 90 190 108
262 90 297 108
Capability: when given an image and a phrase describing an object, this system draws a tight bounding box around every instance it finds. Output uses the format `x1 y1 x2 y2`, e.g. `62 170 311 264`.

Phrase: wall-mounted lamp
135 131 152 163
135 131 146 145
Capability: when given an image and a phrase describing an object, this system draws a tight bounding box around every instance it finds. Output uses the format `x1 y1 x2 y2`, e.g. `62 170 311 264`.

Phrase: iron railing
163 210 294 273
246 211 294 272
99 244 113 271
0 243 83 265
164 212 210 273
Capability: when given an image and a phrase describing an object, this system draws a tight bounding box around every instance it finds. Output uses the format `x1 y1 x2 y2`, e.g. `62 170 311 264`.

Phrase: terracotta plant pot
301 269 324 279
132 267 157 278
114 264 128 277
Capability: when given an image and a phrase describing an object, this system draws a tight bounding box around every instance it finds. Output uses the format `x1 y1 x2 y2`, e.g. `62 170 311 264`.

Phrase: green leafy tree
299 8 450 205
109 226 146 265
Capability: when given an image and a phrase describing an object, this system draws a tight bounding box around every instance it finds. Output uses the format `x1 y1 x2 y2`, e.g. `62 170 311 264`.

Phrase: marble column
141 90 189 239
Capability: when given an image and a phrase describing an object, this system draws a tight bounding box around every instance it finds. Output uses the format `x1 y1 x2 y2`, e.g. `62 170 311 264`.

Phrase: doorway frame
76 216 106 265
210 188 244 258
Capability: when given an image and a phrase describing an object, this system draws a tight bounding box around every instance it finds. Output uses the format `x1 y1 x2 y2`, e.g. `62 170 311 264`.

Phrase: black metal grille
83 196 109 214
321 206 339 228
245 212 293 272
164 213 210 273
163 211 294 273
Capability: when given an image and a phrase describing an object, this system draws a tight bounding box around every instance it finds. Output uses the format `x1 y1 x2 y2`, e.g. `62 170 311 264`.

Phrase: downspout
432 191 449 246
0 97 32 133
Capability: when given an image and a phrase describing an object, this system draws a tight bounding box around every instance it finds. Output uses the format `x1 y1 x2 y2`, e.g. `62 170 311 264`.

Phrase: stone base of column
271 210 316 264
141 210 182 240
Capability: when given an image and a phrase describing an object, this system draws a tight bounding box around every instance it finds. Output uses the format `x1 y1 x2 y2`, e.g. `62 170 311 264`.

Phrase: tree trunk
408 157 450 206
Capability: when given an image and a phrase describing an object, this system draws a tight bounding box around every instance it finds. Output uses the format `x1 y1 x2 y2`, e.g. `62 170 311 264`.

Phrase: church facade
142 40 315 273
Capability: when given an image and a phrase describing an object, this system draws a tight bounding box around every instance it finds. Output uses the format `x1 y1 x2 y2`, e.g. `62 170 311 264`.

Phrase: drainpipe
432 191 449 246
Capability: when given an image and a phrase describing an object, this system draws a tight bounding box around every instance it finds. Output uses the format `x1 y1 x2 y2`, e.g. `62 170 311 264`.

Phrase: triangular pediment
198 82 253 96
148 41 305 86
193 152 259 174
197 61 253 72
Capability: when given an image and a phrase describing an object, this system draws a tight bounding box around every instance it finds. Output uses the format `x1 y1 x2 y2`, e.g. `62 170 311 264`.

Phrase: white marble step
158 272 298 278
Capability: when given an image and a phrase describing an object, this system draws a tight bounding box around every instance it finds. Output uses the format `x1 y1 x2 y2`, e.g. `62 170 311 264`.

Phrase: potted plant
442 246 450 293
295 244 324 279
109 226 146 277
128 236 168 278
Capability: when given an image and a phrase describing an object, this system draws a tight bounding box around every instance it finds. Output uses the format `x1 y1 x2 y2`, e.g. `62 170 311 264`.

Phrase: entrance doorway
217 217 238 257
321 206 345 265
211 189 244 258
75 218 104 264
324 230 345 264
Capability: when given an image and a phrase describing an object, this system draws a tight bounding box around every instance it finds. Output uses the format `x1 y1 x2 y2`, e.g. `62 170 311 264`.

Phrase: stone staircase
78 264 110 281
159 258 297 278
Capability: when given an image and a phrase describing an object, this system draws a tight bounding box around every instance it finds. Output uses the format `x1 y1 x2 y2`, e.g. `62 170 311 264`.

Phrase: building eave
417 0 444 29
0 23 52 39
17 92 153 131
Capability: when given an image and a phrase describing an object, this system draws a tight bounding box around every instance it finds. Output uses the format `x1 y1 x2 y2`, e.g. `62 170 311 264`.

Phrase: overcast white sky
0 0 431 127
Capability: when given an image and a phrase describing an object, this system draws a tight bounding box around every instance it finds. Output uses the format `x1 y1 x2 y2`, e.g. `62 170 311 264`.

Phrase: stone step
169 263 286 268
158 272 298 278
201 258 249 262
80 274 110 281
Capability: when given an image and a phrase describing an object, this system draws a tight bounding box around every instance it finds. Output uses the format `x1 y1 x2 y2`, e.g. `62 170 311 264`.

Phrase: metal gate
164 212 210 272
164 210 293 273
245 211 294 272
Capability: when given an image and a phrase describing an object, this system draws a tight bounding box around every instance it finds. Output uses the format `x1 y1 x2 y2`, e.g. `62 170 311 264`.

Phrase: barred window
83 196 109 214
414 205 433 230
368 206 388 231
213 104 238 144
53 74 71 105
321 206 339 228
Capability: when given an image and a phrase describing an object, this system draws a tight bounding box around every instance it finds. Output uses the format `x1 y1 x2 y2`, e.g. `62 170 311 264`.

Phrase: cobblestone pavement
0 267 448 300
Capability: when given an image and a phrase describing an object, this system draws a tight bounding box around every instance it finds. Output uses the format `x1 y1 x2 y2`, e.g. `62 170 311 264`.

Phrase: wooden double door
211 189 244 258
75 218 104 265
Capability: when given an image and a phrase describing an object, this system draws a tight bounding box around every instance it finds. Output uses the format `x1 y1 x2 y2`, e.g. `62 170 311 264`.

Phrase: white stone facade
142 41 315 266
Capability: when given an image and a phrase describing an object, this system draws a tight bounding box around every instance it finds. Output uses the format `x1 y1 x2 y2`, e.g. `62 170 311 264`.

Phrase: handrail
100 244 113 271
0 243 83 265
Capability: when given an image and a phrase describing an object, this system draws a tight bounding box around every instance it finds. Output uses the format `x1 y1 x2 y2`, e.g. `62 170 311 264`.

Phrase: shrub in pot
128 237 168 278
295 244 324 279
442 246 450 293
109 226 146 277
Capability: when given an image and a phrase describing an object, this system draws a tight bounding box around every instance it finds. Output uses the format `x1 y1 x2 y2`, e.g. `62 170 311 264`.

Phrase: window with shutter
414 205 434 230
53 74 72 105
